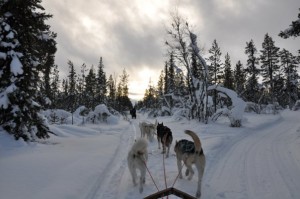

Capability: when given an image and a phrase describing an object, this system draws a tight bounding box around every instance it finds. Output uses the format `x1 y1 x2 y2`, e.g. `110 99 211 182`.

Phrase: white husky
139 120 157 142
127 138 148 193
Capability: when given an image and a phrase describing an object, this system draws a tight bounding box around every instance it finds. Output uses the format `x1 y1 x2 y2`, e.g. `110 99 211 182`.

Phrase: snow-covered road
203 111 300 199
1 111 300 199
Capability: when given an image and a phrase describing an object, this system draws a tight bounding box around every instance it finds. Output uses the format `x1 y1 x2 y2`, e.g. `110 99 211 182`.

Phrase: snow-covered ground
1 110 300 199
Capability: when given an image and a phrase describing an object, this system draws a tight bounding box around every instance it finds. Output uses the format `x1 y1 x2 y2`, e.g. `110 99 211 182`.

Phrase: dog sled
144 187 197 199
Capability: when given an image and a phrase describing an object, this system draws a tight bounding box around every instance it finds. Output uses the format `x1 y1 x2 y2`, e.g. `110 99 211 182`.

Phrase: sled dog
127 138 148 193
174 130 205 198
156 122 173 158
139 120 157 142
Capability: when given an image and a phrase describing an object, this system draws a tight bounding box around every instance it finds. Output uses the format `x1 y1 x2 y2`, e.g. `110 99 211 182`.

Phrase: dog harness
177 139 204 155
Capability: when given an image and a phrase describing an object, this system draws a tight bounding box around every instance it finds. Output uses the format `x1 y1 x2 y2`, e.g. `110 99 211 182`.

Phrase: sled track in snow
84 123 135 199
204 113 300 199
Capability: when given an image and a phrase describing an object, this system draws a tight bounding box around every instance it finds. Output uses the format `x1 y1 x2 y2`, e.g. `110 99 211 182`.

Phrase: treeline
1 0 299 141
137 11 300 119
47 58 133 113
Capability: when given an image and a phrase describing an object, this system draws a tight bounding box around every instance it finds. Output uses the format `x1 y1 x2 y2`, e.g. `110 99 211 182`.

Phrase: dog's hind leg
139 165 146 193
129 165 138 186
166 145 171 158
157 137 161 149
176 159 183 179
195 156 206 198
185 157 195 180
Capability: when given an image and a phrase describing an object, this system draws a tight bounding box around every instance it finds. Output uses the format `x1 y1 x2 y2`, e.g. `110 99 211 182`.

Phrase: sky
41 0 300 100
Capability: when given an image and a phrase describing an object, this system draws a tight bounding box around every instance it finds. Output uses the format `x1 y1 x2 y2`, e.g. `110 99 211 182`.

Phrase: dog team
127 120 206 198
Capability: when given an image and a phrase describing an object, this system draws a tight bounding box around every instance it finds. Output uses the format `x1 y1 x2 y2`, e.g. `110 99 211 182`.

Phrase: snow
1 110 300 199
0 52 7 59
10 54 23 76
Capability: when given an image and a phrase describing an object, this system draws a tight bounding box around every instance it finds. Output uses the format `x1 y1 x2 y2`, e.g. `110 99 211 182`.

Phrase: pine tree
157 70 164 97
163 61 169 94
207 39 223 112
96 57 107 104
233 61 246 96
244 39 260 103
279 49 299 108
156 70 164 108
67 60 77 112
191 53 202 80
143 80 157 109
167 53 175 107
260 33 280 106
116 69 132 112
77 63 87 106
168 53 175 93
50 64 60 109
0 0 56 141
107 74 116 108
223 53 234 90
279 8 300 38
85 66 97 109
208 39 223 84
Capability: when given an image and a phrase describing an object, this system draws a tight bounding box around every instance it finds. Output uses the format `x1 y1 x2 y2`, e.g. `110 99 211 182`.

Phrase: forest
0 1 299 141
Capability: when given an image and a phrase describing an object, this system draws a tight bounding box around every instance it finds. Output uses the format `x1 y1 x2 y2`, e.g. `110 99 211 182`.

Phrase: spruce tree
279 8 300 38
67 60 77 112
207 39 223 112
117 68 132 111
77 63 87 106
50 64 60 109
223 53 234 90
279 49 299 108
107 74 116 108
208 39 223 84
96 57 107 104
85 66 97 109
0 0 56 141
260 33 280 106
163 61 169 94
244 39 260 103
234 61 246 96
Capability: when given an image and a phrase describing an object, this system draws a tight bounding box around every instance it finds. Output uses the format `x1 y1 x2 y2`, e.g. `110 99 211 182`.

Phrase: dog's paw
185 169 189 176
139 186 143 193
196 190 201 198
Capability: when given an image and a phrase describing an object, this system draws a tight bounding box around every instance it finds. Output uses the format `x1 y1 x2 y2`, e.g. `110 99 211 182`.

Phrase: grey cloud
42 0 299 98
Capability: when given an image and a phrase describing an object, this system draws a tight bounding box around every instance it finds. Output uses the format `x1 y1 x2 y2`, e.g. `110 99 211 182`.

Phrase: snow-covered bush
292 100 300 111
245 102 261 113
86 104 118 124
43 109 71 124
209 85 246 127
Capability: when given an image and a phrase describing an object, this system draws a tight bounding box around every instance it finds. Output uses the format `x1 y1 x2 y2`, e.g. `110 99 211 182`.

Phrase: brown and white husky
174 130 206 198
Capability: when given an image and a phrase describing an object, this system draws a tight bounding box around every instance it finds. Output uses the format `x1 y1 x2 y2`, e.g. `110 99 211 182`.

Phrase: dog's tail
132 138 148 155
185 130 202 154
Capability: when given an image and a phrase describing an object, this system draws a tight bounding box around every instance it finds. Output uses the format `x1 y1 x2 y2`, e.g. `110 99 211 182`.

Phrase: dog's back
156 123 173 157
128 138 148 160
127 138 148 193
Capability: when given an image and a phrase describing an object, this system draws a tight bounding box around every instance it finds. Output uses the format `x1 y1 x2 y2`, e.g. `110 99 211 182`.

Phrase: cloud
42 0 300 99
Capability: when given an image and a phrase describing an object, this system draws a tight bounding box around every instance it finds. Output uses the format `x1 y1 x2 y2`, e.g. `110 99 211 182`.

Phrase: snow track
203 112 300 199
84 121 136 199
2 111 300 199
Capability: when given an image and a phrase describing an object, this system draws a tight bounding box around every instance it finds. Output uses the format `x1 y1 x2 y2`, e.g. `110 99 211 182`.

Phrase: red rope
142 158 160 192
163 150 168 199
171 161 185 187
